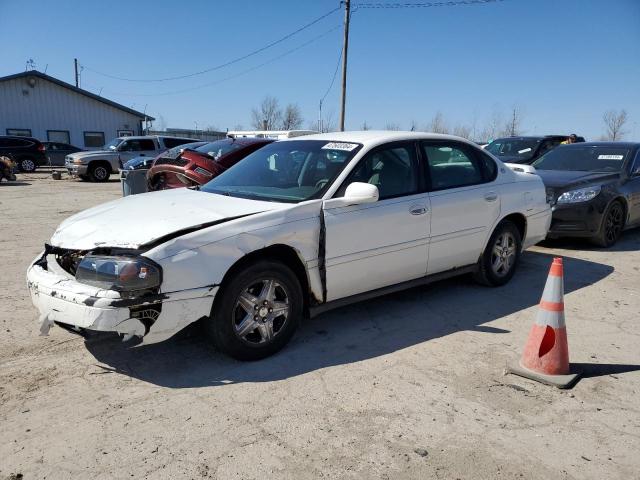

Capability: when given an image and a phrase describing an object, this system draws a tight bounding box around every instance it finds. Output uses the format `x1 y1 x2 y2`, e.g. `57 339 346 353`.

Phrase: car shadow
86 250 616 389
541 226 640 253
0 181 31 186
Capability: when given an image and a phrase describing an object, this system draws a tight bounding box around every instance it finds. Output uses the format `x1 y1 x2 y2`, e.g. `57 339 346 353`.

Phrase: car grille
154 157 189 167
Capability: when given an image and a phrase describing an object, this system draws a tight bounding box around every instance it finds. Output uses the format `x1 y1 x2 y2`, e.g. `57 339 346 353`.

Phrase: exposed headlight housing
556 186 601 204
75 255 161 292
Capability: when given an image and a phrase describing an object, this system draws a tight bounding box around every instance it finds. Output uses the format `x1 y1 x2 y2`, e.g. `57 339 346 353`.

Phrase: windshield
164 141 206 157
201 140 362 203
532 145 631 172
486 138 540 160
104 138 122 150
195 139 247 160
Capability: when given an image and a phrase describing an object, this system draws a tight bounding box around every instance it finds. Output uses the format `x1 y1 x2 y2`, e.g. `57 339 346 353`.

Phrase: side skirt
309 264 477 318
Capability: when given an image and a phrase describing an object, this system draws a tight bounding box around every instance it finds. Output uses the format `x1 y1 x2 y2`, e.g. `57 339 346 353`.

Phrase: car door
423 141 501 275
47 143 68 166
118 139 157 163
322 141 431 301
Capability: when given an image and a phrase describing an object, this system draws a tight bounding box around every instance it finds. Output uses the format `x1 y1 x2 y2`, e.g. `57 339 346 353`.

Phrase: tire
18 157 37 173
88 162 111 182
205 260 303 360
474 220 522 287
591 200 625 248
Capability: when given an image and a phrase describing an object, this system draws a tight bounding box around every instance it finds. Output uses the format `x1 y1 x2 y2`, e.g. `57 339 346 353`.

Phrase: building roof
0 70 155 120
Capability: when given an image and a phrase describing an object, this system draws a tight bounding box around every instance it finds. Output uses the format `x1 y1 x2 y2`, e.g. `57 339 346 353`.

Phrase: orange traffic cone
507 257 582 388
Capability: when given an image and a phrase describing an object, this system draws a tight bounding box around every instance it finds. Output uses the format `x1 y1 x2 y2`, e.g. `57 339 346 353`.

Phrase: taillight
37 144 45 152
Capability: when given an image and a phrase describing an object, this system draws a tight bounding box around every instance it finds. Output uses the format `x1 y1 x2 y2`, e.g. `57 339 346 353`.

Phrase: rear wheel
591 200 624 248
205 260 302 360
18 157 36 173
88 162 111 182
474 220 522 286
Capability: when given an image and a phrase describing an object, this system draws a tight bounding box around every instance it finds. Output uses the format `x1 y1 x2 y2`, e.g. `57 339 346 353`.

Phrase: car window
338 143 418 200
201 140 361 203
120 139 156 151
422 143 485 190
532 145 631 173
486 138 540 160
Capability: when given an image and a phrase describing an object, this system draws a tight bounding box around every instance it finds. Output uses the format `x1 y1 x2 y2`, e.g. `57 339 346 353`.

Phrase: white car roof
278 130 476 148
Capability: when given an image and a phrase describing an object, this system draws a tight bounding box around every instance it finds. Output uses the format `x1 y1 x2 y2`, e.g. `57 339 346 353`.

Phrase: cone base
507 361 582 389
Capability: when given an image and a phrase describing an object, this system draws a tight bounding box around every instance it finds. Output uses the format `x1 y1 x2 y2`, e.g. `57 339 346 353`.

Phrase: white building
0 70 153 149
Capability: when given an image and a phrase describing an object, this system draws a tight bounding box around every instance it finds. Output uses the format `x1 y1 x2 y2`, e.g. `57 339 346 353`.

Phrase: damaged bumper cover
26 252 218 344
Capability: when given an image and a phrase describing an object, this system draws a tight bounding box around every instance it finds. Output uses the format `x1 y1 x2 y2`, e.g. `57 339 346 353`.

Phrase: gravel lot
1 171 639 480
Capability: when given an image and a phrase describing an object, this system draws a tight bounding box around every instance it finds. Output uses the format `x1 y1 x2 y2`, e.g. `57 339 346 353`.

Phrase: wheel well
501 213 527 242
611 197 628 225
89 160 112 173
217 244 312 317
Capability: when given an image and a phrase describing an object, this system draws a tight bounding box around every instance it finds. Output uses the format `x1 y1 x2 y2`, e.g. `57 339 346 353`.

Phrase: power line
321 46 343 104
82 6 341 83
354 0 503 8
83 25 342 98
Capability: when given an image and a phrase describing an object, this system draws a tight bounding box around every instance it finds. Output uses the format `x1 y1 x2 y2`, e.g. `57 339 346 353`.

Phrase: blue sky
1 0 639 140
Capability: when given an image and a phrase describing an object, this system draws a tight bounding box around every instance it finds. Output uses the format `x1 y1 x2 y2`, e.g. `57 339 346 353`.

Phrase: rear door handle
484 192 498 202
410 205 428 215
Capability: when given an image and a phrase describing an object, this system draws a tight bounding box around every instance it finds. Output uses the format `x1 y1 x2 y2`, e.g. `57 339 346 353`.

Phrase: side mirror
325 182 379 208
631 167 640 178
109 145 117 151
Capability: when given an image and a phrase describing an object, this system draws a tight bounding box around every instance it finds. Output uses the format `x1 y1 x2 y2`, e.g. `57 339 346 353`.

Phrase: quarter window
339 143 418 200
84 131 105 148
422 143 485 190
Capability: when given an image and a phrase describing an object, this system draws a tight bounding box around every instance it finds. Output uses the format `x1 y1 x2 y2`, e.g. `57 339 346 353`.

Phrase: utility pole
74 58 79 87
339 0 350 132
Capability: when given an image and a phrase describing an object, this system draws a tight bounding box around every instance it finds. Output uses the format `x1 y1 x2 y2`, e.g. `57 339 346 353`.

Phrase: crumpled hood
51 188 284 250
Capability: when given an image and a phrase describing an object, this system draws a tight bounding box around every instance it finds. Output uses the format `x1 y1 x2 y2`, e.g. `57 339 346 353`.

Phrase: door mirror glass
109 145 117 151
342 182 379 205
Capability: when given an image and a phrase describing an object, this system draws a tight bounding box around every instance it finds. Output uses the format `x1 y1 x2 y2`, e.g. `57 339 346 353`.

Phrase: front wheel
591 200 624 248
88 163 111 182
474 220 522 286
205 260 303 360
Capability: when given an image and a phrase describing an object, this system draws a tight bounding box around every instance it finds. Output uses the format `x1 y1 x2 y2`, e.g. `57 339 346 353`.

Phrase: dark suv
486 135 585 164
0 136 48 172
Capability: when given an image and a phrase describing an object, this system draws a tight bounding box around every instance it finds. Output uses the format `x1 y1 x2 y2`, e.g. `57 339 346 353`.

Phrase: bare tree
361 120 371 130
281 103 303 130
232 124 244 131
453 124 472 139
479 108 504 143
602 109 629 141
312 109 336 133
205 124 219 132
409 119 418 132
385 122 400 131
503 105 524 137
251 95 282 130
428 111 449 134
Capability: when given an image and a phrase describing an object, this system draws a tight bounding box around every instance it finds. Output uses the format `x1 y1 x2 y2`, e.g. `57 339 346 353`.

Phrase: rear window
486 138 540 160
0 138 31 147
195 139 245 160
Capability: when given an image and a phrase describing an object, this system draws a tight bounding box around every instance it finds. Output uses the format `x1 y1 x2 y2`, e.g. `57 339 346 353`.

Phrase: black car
0 135 48 172
532 142 640 247
43 142 83 167
486 135 585 165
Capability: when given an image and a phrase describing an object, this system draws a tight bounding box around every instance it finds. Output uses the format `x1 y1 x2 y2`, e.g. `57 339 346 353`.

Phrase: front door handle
484 192 498 202
410 205 428 215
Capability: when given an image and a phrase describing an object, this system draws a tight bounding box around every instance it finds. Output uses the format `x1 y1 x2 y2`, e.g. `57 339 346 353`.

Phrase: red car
147 137 273 190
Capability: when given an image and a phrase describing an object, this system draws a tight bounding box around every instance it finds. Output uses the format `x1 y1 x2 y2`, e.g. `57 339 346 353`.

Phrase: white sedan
27 131 551 360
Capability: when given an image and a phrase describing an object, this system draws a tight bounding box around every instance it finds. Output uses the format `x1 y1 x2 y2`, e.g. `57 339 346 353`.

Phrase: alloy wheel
604 203 623 244
491 231 516 277
94 166 109 181
21 159 35 172
232 278 290 345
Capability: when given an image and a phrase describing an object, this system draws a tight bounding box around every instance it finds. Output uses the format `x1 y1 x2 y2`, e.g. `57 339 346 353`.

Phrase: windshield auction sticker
598 154 624 160
322 142 359 151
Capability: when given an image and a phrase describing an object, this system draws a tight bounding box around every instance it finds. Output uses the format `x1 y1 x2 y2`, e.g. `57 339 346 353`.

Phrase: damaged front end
27 244 217 344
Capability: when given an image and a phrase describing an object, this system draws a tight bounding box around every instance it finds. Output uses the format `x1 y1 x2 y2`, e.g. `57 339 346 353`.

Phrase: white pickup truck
65 135 197 182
